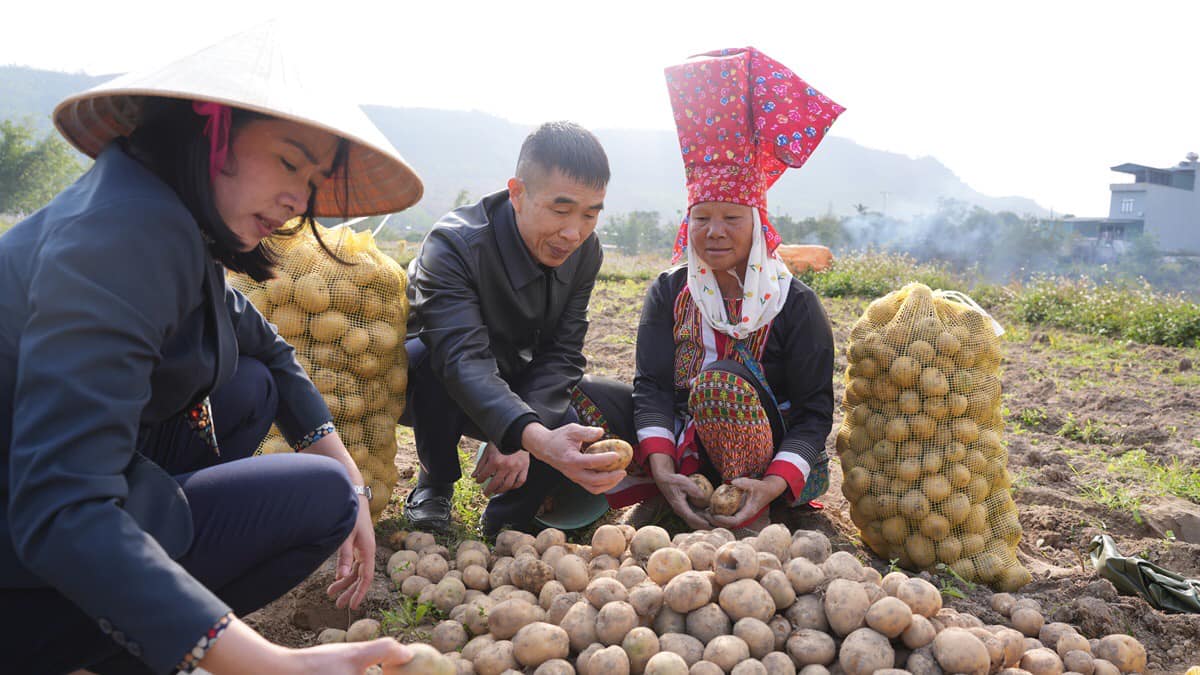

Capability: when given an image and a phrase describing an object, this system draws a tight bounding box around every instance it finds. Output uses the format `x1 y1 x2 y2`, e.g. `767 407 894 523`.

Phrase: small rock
1082 579 1120 603
1180 358 1193 372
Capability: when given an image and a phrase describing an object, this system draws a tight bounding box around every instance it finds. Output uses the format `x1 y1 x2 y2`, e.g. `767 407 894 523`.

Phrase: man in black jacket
401 122 628 534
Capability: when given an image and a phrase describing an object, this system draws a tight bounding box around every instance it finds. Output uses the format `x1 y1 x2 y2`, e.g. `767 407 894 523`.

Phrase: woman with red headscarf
613 47 845 532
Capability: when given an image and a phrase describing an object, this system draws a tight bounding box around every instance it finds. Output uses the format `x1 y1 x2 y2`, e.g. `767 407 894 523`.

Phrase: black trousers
3 357 357 675
400 338 634 534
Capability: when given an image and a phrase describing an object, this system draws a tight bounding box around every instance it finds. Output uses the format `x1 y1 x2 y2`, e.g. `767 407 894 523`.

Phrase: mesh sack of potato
835 282 1029 590
230 220 408 521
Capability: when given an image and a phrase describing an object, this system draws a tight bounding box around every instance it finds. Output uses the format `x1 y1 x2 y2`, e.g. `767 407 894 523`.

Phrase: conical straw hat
52 22 422 217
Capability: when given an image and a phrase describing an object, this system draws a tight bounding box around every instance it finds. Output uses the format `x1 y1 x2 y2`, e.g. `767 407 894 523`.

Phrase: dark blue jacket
0 145 331 672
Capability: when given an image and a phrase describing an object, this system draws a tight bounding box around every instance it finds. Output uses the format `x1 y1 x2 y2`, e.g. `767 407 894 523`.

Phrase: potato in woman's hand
710 484 746 516
583 438 633 471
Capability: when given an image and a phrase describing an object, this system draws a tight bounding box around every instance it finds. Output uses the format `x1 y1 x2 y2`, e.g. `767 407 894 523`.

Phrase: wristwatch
352 484 373 501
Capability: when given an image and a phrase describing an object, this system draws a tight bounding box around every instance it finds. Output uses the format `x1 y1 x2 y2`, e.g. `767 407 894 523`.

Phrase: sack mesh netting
836 282 1030 591
230 221 407 522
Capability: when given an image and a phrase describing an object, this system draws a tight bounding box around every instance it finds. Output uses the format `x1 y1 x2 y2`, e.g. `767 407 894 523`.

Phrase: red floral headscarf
666 47 845 263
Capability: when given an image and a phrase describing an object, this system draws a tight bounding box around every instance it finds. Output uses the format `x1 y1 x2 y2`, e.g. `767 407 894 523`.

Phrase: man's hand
708 476 789 529
522 423 625 494
646 454 711 529
471 442 530 496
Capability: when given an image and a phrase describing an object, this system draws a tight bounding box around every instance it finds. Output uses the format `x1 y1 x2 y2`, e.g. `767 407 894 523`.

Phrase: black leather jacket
408 190 602 451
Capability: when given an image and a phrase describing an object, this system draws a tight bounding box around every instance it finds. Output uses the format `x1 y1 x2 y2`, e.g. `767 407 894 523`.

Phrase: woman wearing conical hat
0 24 422 673
620 47 844 533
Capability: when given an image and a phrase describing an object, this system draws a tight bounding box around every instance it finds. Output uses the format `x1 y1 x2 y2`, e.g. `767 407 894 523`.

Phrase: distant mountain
2 65 1048 230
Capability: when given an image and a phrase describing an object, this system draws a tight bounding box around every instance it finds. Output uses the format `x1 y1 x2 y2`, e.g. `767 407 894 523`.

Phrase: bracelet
176 612 233 673
293 421 336 451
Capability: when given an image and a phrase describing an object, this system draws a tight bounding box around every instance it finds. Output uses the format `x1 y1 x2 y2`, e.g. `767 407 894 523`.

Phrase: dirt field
248 278 1200 673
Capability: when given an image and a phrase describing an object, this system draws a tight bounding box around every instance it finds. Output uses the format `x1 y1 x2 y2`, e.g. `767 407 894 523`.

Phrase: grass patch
1012 276 1200 349
1057 414 1108 444
1015 407 1048 431
1073 468 1145 524
798 251 974 301
1109 449 1200 504
380 595 441 636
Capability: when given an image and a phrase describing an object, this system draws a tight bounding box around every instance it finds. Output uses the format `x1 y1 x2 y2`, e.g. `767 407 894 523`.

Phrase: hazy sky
5 0 1197 217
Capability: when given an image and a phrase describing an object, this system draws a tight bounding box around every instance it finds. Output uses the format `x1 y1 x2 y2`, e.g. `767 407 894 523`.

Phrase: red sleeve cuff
765 460 807 502
636 436 675 466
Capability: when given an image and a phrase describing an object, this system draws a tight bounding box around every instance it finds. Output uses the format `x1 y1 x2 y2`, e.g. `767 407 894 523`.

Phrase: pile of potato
319 524 1147 675
836 283 1029 590
230 222 408 520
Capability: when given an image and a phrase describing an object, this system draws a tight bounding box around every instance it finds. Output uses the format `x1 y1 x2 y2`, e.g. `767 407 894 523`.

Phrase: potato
1063 649 1094 675
688 474 715 509
316 628 346 644
544 553 585 592
733 617 775 660
657 632 705 667
1011 607 1045 638
596 600 639 646
512 621 571 668
587 576 629 608
417 553 449 583
461 564 490 592
462 634 496 662
629 525 671 561
785 594 828 633
703 635 750 673
1055 632 1090 658
786 629 836 667
932 627 990 675
775 559 822 600
494 530 535 557
714 542 760 586
657 566 710 614
906 646 941 675
1093 635 1146 673
590 644 632 675
593 525 628 558
561 601 600 652
654 607 687 635
582 438 634 471
865 596 913 639
432 576 468 613
822 551 864 582
510 556 554 595
719 578 776 623
691 661 727 675
1019 648 1064 675
760 652 794 675
648 547 693 586
686 603 732 645
431 620 469 653
630 582 666 619
538 580 567 611
994 627 1025 668
622 626 660 674
534 659 575 675
824 578 870 637
687 542 718 572
731 661 767 675
897 578 942 618
488 598 540 640
346 618 381 642
645 651 691 675
901 614 937 650
755 553 781 577
710 484 746 516
838 627 895 675
759 570 796 611
474 639 518 675
395 643 456 675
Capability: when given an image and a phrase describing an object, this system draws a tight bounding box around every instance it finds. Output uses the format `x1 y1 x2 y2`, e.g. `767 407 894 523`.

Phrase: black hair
121 97 351 281
514 121 610 192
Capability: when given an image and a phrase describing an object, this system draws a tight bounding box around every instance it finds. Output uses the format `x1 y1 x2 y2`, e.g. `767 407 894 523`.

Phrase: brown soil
247 282 1200 673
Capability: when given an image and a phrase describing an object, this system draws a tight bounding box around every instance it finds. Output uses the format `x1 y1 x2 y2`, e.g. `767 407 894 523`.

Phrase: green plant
380 595 441 633
1015 407 1047 430
1057 414 1107 444
934 563 974 599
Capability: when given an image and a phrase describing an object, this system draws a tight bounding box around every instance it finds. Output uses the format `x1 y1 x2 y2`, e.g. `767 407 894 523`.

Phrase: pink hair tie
192 101 231 183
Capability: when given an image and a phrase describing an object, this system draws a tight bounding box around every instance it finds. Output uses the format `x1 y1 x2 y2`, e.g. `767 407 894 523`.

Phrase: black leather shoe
403 485 453 532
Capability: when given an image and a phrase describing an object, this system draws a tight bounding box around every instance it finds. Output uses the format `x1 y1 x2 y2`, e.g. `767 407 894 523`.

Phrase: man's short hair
515 121 610 191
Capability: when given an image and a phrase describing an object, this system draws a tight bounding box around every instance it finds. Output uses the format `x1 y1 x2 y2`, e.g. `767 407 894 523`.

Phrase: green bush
798 251 975 301
1012 276 1200 348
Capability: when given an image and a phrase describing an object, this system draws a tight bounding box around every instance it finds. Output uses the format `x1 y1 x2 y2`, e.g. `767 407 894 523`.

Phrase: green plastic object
474 442 609 531
1089 534 1200 614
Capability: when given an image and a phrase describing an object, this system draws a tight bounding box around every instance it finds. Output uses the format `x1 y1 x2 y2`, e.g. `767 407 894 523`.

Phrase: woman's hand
708 476 788 529
647 454 710 530
326 492 375 609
